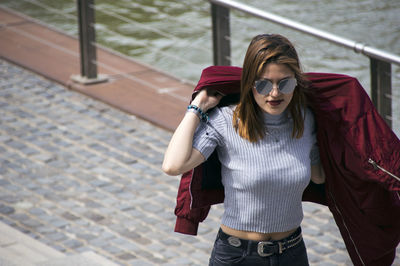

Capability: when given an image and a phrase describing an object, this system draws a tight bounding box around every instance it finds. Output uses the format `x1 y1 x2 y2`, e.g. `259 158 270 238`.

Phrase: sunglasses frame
254 77 297 95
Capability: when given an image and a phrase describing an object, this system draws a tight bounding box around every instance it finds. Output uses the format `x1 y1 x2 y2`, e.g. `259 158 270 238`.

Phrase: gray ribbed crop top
192 105 320 233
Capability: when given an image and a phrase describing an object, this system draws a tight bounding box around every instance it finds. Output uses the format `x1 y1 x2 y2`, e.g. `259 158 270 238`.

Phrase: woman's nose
269 83 281 97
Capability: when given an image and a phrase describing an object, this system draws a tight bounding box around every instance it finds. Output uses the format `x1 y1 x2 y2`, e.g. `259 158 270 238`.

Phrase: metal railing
7 0 397 128
16 0 210 85
70 0 108 84
210 0 400 128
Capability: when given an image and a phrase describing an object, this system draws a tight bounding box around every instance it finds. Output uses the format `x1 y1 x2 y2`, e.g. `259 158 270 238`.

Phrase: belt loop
278 242 283 254
246 239 253 255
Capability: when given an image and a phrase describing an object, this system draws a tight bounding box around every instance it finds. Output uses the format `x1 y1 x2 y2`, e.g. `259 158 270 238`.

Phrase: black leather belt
218 227 303 257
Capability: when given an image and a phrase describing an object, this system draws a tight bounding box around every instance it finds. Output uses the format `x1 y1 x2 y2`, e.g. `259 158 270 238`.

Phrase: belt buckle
257 241 275 257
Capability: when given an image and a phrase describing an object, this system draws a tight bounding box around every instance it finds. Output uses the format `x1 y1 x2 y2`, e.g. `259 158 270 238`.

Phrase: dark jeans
209 228 309 266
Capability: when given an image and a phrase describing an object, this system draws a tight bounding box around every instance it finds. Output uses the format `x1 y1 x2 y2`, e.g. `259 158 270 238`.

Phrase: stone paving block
317 231 338 241
6 140 27 150
312 244 336 255
49 219 70 229
127 235 152 246
45 232 68 242
197 226 213 235
156 211 176 221
303 237 318 248
329 253 352 264
176 234 200 245
0 204 15 215
31 153 54 163
21 147 40 156
63 238 84 249
308 252 324 263
315 263 337 266
166 257 195 265
100 244 122 255
76 231 97 241
314 211 334 220
117 252 137 261
114 191 135 200
88 238 110 249
61 211 80 221
47 160 69 169
37 213 57 223
331 240 347 251
20 219 43 229
0 216 16 227
127 259 153 266
302 226 323 237
111 237 141 252
9 213 30 222
36 226 56 234
159 238 182 247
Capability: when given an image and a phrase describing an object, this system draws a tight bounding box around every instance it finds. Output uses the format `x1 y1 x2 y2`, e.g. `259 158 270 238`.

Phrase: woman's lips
267 100 283 106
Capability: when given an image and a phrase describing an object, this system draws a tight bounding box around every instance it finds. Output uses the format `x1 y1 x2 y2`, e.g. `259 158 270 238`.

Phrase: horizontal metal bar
209 0 400 66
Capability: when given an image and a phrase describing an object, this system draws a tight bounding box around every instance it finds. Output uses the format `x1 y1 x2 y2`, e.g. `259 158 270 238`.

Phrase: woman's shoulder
209 105 236 120
303 107 316 132
205 105 236 132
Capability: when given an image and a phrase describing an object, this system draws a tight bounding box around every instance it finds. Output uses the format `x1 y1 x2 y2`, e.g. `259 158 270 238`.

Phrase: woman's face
252 63 295 115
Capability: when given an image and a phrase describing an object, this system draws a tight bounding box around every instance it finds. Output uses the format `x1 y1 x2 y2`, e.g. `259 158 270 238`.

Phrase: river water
2 0 400 135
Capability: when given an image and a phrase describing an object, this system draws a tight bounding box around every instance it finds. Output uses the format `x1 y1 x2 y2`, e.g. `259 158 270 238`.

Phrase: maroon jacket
174 66 400 266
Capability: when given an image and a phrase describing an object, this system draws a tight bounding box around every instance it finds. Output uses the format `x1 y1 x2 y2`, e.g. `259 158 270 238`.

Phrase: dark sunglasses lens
255 80 273 95
279 78 297 94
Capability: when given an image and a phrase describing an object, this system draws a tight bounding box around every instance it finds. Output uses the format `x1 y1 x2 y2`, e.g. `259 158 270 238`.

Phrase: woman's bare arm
162 89 223 176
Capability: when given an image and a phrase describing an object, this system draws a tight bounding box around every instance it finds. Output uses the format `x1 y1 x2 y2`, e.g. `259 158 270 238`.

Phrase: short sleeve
310 141 320 165
192 108 225 160
308 109 320 165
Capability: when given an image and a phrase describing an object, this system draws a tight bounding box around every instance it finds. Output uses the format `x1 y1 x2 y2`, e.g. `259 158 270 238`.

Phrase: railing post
71 0 107 84
211 3 231 66
370 58 392 128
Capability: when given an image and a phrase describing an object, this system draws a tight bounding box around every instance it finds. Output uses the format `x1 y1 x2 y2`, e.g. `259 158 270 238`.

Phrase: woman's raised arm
162 89 223 176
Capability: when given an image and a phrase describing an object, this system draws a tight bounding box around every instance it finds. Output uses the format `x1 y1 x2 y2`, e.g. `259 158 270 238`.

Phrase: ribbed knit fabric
192 105 320 233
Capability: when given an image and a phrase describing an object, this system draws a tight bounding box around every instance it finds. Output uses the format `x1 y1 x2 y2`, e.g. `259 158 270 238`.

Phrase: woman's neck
263 109 289 126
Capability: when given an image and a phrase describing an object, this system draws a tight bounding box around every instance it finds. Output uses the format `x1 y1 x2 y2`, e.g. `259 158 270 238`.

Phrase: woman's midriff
220 224 297 241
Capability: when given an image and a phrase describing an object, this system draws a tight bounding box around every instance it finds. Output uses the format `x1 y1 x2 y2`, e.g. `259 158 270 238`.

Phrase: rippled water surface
2 0 400 134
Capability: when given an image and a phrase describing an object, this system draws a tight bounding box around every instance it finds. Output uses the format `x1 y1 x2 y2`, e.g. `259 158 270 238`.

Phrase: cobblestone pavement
0 59 398 266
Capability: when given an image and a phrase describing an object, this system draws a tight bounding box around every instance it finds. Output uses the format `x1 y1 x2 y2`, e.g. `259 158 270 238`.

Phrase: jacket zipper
328 189 366 266
189 170 194 210
368 158 400 182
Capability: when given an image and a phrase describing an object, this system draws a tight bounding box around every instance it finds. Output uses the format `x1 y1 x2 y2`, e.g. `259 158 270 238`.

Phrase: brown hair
233 34 309 142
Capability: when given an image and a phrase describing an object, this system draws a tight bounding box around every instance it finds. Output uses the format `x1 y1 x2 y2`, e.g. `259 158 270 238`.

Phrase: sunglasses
254 78 297 95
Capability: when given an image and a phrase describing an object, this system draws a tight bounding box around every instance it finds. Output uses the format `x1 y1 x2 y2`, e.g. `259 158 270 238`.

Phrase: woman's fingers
192 88 224 111
207 89 224 108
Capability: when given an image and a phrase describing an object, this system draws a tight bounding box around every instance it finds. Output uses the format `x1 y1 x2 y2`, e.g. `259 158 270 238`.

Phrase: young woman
163 34 325 266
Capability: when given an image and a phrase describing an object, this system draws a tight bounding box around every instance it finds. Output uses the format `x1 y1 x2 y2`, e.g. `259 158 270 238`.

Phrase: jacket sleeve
174 169 211 235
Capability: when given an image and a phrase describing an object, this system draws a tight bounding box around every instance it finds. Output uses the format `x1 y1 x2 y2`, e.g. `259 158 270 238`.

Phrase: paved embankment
1 59 399 265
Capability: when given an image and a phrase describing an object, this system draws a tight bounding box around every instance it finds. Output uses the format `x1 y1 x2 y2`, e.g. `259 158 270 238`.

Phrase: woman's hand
311 163 326 184
191 89 224 112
